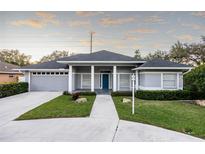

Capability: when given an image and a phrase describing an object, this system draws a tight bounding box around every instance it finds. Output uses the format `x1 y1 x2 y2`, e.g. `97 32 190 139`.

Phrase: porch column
91 65 94 92
113 66 117 92
68 65 72 93
28 72 31 92
177 72 180 90
135 70 139 90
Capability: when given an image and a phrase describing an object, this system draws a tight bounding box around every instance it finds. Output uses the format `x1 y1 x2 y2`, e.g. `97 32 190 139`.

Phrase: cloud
99 17 135 26
144 16 166 24
10 12 59 28
181 23 204 30
175 34 193 41
35 12 59 25
124 33 140 41
69 20 91 27
76 11 104 17
10 19 45 28
192 11 205 18
128 28 158 34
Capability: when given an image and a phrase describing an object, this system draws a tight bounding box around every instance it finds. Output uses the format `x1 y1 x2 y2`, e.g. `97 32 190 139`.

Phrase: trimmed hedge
0 82 28 98
63 91 96 96
111 91 132 96
135 90 192 100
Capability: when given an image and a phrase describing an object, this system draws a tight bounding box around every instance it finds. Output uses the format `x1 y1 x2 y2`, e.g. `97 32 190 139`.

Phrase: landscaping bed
112 96 205 139
16 95 96 120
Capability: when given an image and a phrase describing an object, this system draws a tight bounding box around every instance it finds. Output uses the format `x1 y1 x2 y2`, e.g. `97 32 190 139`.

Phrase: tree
134 49 142 60
0 49 31 66
169 41 189 64
169 37 205 66
145 50 170 60
184 64 205 98
39 50 73 63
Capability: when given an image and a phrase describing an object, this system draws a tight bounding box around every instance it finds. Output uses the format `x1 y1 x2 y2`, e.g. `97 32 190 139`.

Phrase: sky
0 11 205 61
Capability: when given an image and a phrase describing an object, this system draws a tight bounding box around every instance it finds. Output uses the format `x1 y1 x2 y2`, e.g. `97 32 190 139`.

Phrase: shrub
135 90 192 100
111 91 132 96
0 82 28 98
63 91 71 95
79 91 96 96
184 64 205 94
72 92 80 100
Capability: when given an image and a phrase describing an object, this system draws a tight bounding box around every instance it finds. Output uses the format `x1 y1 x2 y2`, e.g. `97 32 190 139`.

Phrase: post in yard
131 74 135 114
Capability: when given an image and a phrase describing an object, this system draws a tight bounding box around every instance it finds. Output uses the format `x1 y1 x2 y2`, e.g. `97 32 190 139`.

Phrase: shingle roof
139 59 191 68
0 61 20 73
58 50 140 61
21 59 68 69
20 50 143 69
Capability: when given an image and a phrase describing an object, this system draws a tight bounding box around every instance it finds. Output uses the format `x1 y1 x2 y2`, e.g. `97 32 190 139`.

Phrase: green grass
112 96 205 139
16 95 96 120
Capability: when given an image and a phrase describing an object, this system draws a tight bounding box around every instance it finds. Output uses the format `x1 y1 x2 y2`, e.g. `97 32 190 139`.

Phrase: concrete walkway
0 93 203 142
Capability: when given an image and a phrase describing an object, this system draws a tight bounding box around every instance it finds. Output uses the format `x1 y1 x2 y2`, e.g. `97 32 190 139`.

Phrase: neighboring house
17 50 192 92
0 61 23 83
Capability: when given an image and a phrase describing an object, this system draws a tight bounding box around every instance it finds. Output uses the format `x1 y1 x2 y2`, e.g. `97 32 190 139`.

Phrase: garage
30 71 68 91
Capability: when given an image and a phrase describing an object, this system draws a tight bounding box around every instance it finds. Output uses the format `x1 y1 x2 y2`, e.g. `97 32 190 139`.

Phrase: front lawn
112 96 205 139
16 95 96 120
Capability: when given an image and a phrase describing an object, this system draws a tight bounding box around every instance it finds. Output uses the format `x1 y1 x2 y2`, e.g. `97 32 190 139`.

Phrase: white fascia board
57 61 146 64
0 71 22 74
132 67 193 70
13 68 69 71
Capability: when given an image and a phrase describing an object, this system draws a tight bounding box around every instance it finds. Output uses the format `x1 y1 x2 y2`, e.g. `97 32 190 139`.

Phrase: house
0 61 23 83
17 50 192 92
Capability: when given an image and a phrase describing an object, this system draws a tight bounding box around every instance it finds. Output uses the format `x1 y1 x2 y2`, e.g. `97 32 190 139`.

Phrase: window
65 72 68 75
9 74 14 78
55 72 59 75
51 72 55 75
119 74 131 90
82 74 91 89
37 72 41 75
163 73 177 89
46 72 50 75
60 72 64 75
41 72 45 75
32 72 37 75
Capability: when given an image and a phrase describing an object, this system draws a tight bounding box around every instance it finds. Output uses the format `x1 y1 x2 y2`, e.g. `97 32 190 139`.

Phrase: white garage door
30 72 68 91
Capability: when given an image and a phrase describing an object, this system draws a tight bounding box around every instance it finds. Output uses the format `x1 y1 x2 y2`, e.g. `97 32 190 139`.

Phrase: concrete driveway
0 92 61 127
0 94 203 142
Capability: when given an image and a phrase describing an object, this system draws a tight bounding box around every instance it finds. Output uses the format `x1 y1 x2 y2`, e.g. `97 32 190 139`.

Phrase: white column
177 73 180 90
28 72 31 92
91 65 94 92
113 66 117 92
161 73 163 90
68 65 72 93
135 70 139 90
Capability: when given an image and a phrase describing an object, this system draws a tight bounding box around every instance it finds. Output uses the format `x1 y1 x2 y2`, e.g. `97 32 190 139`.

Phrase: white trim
139 71 183 74
177 72 180 89
113 66 117 92
133 67 192 70
80 74 83 89
28 72 31 92
14 69 69 71
68 65 72 93
91 65 94 92
161 73 163 89
57 61 146 64
0 71 22 74
135 70 139 90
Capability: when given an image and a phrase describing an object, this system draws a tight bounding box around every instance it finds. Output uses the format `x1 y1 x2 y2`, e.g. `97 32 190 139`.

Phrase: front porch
68 65 135 93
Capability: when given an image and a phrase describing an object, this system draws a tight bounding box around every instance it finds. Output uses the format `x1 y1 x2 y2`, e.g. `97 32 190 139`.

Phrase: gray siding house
17 50 192 93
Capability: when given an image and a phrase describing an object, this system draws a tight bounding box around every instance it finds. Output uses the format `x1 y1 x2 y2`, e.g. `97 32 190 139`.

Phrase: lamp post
131 74 135 115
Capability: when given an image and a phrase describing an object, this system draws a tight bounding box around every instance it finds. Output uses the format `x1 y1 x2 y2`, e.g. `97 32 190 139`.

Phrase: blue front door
102 74 109 90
